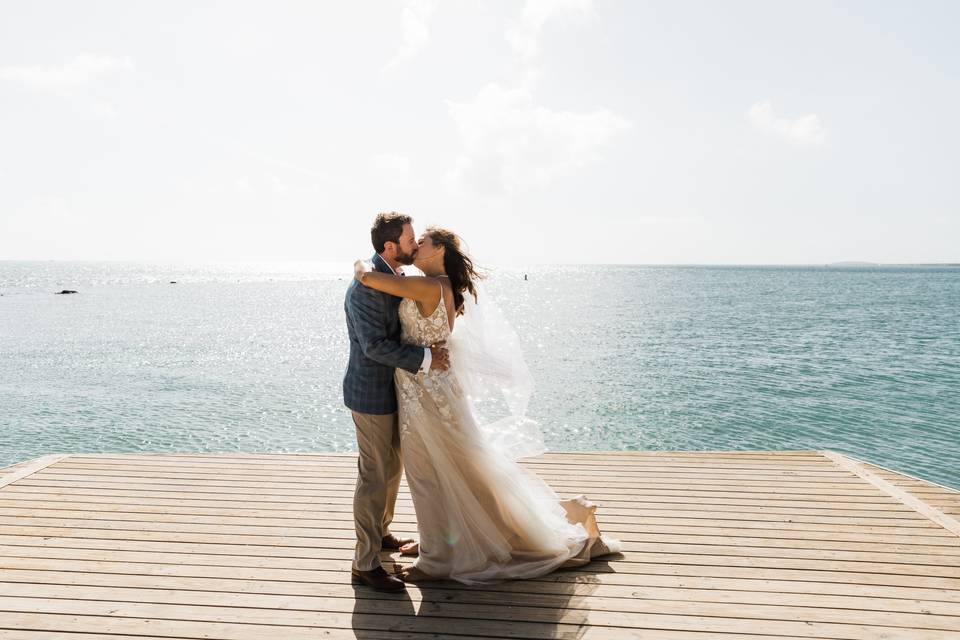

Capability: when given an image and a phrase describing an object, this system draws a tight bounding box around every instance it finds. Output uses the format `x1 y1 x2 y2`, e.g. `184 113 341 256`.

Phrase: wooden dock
0 450 958 639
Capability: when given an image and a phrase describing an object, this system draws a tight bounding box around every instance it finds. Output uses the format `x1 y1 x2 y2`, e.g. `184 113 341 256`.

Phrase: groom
343 212 450 592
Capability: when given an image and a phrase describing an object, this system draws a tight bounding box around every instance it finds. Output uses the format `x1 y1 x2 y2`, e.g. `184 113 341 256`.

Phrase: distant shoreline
1 260 958 268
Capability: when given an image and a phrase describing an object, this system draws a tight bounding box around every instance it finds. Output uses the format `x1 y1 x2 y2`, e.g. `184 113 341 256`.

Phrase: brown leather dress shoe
381 534 416 550
351 566 406 592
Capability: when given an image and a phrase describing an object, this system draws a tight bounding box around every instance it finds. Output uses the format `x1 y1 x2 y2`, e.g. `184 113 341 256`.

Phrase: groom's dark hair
371 212 412 253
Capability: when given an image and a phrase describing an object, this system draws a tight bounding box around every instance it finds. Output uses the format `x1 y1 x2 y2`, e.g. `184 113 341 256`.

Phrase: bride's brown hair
426 226 483 316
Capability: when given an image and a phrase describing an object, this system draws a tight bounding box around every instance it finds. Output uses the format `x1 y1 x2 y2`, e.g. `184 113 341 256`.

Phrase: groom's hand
429 344 450 371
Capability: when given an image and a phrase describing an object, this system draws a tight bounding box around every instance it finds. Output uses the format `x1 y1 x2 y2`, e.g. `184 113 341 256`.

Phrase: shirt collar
374 253 400 275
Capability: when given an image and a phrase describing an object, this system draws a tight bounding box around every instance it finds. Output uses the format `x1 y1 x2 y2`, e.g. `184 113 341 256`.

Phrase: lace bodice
399 289 450 347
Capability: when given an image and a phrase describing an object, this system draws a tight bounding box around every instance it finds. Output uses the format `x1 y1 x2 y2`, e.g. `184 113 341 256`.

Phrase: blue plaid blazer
342 254 425 415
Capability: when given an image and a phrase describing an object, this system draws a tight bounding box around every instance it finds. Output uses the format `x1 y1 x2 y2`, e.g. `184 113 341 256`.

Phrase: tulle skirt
395 367 620 585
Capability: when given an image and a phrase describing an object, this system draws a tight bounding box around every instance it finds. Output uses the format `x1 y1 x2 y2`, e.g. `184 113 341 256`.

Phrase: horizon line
1 259 958 267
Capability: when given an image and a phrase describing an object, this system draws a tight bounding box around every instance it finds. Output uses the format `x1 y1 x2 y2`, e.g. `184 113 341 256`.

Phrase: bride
353 226 620 584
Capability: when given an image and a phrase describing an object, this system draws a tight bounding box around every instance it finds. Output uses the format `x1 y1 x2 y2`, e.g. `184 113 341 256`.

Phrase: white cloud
1 195 88 259
267 174 289 196
506 0 594 69
227 174 289 196
244 150 330 182
370 153 414 188
443 2 617 195
748 100 827 146
5 195 73 233
446 83 631 194
633 215 705 226
0 54 135 117
0 54 134 94
383 0 437 72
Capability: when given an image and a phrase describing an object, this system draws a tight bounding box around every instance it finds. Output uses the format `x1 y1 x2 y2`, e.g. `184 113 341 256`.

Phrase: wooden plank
59 452 840 465
14 476 884 496
0 481 923 521
0 491 940 527
0 613 498 640
6 524 954 563
868 475 956 489
13 485 897 511
66 450 827 461
2 508 957 550
1 550 957 592
1 564 959 607
0 498 946 535
855 458 960 494
0 582 958 634
0 461 31 475
14 476 901 496
0 455 68 490
40 480 877 502
0 613 830 640
29 468 870 486
0 582 944 627
0 536 955 578
0 489 920 516
15 467 876 492
824 451 960 537
2 487 932 536
33 470 879 494
2 478 912 508
54 459 849 473
2 566 959 612
28 471 875 491
0 633 176 640
544 450 826 457
96 453 820 470
5 512 958 551
2 551 958 586
0 490 913 519
44 466 858 483
2 539 958 574
0 477 897 497
13 527 955 576
0 593 958 640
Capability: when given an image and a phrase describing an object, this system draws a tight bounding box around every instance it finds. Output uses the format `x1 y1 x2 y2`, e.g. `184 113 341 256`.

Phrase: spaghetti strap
437 280 448 320
436 279 452 329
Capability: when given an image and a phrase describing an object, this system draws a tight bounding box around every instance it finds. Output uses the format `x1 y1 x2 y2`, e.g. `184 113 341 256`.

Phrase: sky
1 0 958 265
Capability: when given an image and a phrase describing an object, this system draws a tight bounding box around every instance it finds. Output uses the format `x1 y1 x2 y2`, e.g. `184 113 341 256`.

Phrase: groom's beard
395 248 417 265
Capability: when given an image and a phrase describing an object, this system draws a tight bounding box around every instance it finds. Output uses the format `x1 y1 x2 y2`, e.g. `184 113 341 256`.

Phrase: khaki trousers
351 410 403 571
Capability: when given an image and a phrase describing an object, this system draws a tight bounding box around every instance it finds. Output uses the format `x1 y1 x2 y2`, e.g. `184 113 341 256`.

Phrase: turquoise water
1 261 958 489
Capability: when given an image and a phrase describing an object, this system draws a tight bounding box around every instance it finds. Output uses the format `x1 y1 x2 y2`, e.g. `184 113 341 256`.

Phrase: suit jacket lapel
372 253 394 275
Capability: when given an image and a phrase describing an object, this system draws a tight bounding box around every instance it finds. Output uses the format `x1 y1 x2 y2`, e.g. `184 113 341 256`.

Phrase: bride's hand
354 259 373 283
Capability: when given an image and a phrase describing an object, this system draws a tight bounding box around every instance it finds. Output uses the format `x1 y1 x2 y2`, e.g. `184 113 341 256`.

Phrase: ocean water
1 261 958 489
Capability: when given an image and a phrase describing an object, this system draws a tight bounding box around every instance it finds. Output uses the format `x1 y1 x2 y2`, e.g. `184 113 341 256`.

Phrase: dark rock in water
55 290 78 295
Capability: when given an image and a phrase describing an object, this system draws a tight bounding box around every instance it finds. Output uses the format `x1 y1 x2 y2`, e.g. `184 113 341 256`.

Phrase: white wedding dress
394 288 621 585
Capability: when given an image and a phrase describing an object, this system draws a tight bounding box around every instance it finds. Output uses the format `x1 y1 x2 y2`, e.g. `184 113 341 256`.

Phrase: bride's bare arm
354 261 441 306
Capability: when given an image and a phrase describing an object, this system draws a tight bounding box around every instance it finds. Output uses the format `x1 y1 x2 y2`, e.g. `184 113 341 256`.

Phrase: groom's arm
348 286 426 375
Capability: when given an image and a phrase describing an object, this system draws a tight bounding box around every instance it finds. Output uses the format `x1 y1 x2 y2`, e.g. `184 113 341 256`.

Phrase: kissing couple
343 212 620 591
